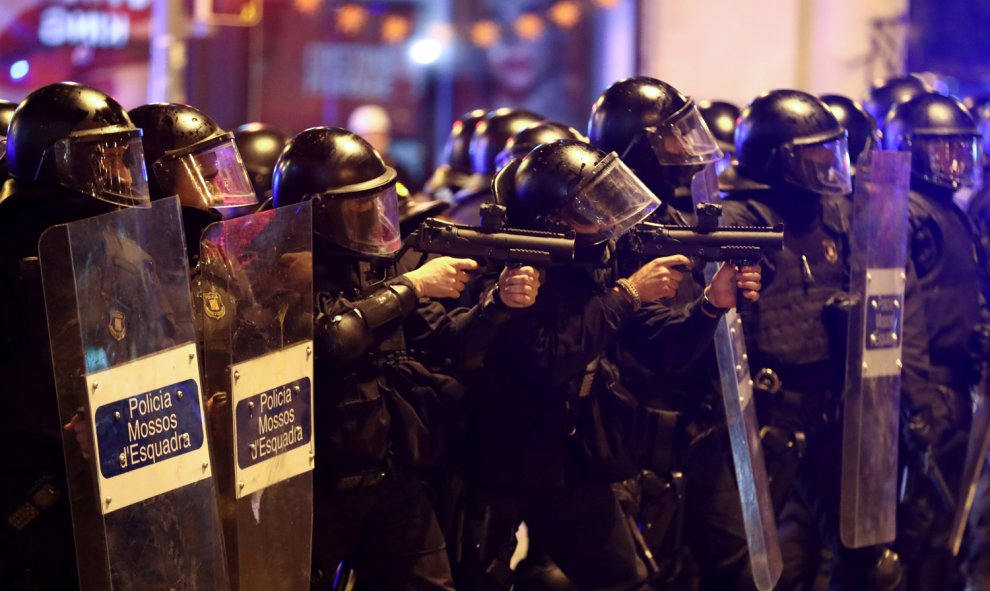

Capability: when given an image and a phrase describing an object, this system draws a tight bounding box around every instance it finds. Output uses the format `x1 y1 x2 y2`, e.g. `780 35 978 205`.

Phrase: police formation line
1 74 989 591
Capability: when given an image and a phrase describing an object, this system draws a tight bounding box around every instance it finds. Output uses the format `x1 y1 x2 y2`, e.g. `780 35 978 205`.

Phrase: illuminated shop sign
36 0 150 48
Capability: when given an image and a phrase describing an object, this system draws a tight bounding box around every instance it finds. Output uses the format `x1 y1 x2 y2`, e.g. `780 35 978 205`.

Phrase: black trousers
679 424 754 590
311 473 455 591
456 475 649 591
789 424 885 591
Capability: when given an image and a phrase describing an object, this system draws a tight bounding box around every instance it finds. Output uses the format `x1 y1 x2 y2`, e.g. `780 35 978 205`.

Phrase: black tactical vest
908 188 985 376
722 191 849 373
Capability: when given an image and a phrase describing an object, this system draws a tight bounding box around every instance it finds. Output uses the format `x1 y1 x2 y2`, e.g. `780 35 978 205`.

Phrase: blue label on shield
866 295 902 350
236 377 312 470
95 379 205 479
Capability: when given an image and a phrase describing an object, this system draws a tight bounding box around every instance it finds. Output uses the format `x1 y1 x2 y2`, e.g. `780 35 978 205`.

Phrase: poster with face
450 0 597 130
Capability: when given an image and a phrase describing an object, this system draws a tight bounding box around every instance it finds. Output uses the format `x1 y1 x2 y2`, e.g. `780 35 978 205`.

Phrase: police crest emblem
203 290 226 320
108 309 126 341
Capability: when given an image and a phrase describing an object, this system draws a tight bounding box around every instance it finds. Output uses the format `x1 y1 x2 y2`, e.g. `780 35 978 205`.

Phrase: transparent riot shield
38 197 229 590
839 151 911 548
692 164 782 591
199 201 314 590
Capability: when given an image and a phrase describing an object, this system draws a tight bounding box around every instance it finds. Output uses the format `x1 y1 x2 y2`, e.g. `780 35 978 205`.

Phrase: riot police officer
588 76 759 589
271 125 541 590
130 103 259 266
456 138 756 591
963 102 990 591
444 107 543 225
722 88 932 590
0 81 152 590
884 92 988 591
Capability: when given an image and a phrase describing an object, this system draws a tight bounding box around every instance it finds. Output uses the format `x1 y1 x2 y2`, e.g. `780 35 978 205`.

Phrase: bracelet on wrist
615 278 642 311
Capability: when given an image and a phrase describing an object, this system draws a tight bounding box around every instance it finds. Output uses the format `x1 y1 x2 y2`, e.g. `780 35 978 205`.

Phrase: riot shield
38 197 228 590
199 201 314 590
692 164 782 591
839 150 911 548
950 378 990 554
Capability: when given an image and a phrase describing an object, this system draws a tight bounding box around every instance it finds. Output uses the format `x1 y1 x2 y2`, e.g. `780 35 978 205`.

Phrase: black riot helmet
698 100 741 155
424 109 486 200
735 89 852 194
272 126 400 257
495 120 585 170
6 82 151 207
233 122 289 201
470 108 544 175
498 139 659 246
129 103 257 216
0 99 18 182
883 92 981 190
458 108 543 197
864 75 930 127
821 94 879 172
588 77 722 196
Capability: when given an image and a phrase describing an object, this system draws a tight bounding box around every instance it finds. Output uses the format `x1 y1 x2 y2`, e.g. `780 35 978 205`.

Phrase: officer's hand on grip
705 263 763 309
404 256 479 299
497 265 541 308
625 255 692 301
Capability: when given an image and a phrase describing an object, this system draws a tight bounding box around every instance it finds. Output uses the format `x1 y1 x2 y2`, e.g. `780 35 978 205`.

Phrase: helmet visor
53 130 151 207
154 136 257 211
312 185 401 256
781 135 852 194
630 103 724 166
911 135 981 190
552 153 660 245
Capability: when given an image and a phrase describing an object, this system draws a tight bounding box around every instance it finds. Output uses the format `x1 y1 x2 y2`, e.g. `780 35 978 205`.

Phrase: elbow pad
322 279 418 362
352 279 418 332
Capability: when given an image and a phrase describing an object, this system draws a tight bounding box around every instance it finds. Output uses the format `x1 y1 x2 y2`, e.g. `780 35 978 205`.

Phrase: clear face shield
153 134 258 212
311 184 402 257
690 161 721 203
549 152 661 245
624 102 724 167
910 135 982 190
52 129 151 207
780 134 853 194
